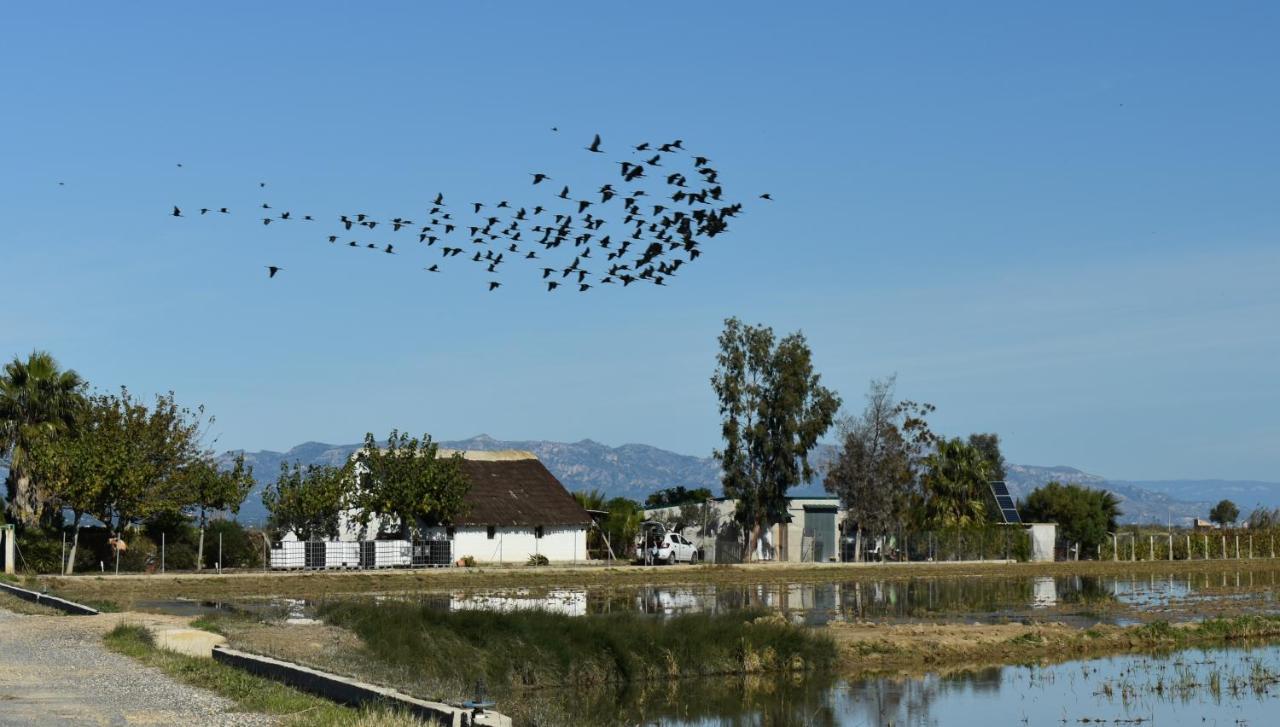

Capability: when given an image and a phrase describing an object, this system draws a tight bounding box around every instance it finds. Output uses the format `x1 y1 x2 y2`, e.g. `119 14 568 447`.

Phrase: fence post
114 544 120 575
1185 535 1190 561
61 532 67 575
218 532 223 574
1148 535 1154 561
1235 534 1240 559
1249 535 1253 559
1222 535 1227 559
1168 533 1173 561
1204 534 1208 559
2 525 14 575
161 532 166 573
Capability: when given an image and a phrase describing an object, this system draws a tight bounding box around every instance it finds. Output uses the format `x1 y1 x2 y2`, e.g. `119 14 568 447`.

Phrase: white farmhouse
334 449 592 564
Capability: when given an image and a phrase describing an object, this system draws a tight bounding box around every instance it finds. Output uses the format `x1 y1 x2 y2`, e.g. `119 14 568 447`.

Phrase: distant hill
1003 464 1209 525
204 436 1276 527
218 434 723 525
1109 479 1280 512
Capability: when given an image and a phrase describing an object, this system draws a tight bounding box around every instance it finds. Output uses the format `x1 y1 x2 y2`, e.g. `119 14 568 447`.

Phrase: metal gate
805 506 837 563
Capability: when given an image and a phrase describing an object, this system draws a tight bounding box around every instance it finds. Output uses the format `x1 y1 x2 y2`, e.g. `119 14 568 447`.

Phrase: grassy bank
38 557 1280 609
830 614 1280 677
320 602 835 688
102 623 428 727
207 604 835 725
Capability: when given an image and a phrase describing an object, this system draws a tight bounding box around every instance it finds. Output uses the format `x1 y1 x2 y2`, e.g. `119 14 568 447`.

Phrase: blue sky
1 2 1276 480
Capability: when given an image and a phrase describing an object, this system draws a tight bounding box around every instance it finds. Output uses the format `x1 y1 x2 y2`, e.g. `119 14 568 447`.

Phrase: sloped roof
451 452 591 527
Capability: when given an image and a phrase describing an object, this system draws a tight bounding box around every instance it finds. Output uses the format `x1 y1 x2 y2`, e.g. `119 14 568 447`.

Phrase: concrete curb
212 646 509 726
0 580 100 615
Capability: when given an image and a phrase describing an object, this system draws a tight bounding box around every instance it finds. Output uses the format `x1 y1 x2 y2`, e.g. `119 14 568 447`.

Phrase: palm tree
0 351 85 526
916 438 990 529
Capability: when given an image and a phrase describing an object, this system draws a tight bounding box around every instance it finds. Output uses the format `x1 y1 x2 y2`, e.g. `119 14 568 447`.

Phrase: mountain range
215 434 1280 526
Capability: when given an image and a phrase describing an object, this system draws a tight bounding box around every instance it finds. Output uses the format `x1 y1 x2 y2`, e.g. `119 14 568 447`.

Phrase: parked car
635 521 699 565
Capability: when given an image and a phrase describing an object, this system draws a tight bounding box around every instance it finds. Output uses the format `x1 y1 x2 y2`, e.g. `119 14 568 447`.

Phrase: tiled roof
453 456 591 527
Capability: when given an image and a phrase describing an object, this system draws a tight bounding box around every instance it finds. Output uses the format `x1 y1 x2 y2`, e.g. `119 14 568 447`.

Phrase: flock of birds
171 132 769 292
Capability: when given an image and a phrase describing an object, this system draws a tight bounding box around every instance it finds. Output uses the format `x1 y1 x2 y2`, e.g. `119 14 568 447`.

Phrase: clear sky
1 2 1276 481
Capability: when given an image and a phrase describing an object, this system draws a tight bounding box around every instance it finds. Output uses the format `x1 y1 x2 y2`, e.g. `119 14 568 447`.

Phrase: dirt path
0 607 272 726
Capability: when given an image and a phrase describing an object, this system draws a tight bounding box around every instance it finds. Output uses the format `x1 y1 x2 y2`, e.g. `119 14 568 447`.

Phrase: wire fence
1101 528 1280 562
268 539 454 570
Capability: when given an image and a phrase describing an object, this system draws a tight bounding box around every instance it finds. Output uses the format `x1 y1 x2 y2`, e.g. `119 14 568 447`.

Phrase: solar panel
989 481 1022 524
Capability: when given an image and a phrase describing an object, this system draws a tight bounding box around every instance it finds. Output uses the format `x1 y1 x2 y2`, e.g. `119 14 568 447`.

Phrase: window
487 525 496 540
446 527 456 539
535 526 544 539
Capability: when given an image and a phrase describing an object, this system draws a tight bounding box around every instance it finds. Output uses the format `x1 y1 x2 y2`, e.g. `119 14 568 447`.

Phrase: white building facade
312 449 591 565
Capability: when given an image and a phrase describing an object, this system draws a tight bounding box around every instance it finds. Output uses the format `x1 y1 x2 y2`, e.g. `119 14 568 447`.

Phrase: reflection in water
649 645 1280 726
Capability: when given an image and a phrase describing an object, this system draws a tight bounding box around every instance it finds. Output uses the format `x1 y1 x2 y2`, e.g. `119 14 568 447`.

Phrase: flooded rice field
643 643 1280 726
136 567 1280 626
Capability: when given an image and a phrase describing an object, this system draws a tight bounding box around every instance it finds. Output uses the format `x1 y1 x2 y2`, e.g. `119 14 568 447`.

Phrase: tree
602 496 644 559
916 438 992 529
824 376 915 561
86 389 205 539
181 454 255 570
644 486 714 509
711 318 840 558
1247 507 1280 530
1209 499 1239 527
0 351 85 526
967 433 1007 482
352 431 469 539
263 461 347 541
1020 481 1121 558
26 426 103 574
27 388 205 571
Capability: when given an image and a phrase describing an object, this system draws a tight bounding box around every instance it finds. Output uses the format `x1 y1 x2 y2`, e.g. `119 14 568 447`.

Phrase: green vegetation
319 601 835 693
263 461 346 541
824 376 1020 560
644 486 713 509
351 430 469 538
1 350 85 527
1210 499 1240 527
711 317 841 556
103 623 426 726
183 454 256 570
917 437 993 528
1020 481 1120 558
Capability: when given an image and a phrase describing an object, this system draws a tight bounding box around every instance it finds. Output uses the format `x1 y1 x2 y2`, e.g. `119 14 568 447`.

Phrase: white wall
447 525 587 564
1028 523 1057 562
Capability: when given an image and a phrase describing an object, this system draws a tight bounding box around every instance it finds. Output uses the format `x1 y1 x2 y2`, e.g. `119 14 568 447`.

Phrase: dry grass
829 615 1280 678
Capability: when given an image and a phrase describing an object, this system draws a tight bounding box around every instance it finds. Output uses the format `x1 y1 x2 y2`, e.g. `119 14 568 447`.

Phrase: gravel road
0 606 275 726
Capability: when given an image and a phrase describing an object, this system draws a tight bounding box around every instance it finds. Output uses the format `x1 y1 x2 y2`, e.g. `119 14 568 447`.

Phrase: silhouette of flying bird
586 134 604 153
266 266 282 278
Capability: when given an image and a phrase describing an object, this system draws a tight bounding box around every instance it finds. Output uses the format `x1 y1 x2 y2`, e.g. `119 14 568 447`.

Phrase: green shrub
202 520 263 569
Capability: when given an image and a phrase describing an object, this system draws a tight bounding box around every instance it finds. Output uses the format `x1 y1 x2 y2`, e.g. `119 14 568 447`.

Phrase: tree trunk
65 523 81 575
854 527 863 563
8 472 43 527
198 527 205 571
746 521 763 561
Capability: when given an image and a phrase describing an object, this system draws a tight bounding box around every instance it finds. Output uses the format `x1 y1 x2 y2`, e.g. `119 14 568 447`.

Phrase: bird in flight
759 193 773 201
173 130 756 294
266 266 282 278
